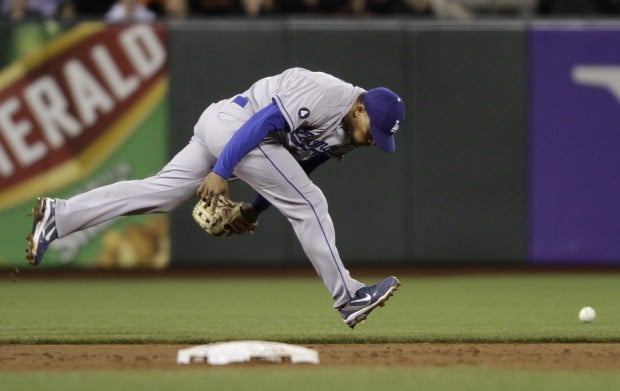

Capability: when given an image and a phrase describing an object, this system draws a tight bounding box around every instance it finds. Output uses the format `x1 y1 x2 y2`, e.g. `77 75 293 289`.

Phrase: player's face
345 107 376 147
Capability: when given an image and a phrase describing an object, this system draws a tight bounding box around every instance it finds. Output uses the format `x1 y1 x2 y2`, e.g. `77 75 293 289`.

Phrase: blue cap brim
371 126 396 153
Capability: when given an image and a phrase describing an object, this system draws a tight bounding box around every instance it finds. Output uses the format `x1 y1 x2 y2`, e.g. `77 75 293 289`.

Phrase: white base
177 340 320 365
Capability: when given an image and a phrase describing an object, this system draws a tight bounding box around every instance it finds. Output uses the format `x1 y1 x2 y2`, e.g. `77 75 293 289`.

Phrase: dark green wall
409 28 527 263
167 21 527 266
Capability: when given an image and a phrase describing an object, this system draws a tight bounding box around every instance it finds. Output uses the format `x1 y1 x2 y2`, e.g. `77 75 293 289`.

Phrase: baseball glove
192 198 258 237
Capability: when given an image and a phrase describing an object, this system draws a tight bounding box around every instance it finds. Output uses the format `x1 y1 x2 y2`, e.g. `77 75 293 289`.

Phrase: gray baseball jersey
53 68 366 308
243 67 363 161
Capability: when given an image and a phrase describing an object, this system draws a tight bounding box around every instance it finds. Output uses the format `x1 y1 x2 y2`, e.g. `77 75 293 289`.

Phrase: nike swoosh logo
350 293 371 304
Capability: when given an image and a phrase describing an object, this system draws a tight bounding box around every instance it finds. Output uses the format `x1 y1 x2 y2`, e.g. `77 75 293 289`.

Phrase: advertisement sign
530 26 620 264
0 23 169 269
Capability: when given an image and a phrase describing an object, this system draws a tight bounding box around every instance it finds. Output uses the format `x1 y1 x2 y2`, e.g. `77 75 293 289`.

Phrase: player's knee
292 185 328 217
307 190 328 214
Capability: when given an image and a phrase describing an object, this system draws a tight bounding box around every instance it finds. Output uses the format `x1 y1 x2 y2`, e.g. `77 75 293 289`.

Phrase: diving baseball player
27 67 405 328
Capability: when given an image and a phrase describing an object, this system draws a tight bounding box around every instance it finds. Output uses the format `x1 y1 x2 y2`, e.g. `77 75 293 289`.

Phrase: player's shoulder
321 84 365 111
278 68 362 107
281 67 347 87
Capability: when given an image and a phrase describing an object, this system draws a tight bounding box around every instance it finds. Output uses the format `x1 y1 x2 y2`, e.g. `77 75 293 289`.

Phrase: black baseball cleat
26 197 58 266
337 276 400 328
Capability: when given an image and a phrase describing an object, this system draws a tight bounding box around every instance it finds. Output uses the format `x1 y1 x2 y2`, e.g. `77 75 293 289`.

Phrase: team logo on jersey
390 120 400 134
298 108 310 119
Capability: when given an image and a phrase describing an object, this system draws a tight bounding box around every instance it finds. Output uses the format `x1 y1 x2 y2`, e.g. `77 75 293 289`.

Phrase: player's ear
354 102 365 117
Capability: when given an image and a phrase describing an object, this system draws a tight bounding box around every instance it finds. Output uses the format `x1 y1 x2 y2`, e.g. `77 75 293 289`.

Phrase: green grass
1 273 620 390
1 274 619 343
2 368 620 391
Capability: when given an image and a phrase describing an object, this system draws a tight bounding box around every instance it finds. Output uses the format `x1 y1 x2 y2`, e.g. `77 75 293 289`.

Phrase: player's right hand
197 172 230 212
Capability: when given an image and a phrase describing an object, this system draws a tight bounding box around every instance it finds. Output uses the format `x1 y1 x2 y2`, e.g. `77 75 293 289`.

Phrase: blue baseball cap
364 87 405 153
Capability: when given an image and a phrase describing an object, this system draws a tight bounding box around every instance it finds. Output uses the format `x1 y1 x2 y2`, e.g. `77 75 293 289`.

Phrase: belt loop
233 95 248 108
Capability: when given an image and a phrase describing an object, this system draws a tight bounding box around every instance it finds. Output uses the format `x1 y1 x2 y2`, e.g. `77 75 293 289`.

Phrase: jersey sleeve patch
298 108 310 119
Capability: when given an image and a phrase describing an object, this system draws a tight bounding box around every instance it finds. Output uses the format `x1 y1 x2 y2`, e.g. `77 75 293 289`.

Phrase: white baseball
578 306 596 323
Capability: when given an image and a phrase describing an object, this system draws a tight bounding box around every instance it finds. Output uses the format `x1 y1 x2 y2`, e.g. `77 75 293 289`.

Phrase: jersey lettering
290 129 330 154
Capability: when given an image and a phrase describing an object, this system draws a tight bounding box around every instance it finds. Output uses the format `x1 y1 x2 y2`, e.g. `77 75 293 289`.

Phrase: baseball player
27 67 404 328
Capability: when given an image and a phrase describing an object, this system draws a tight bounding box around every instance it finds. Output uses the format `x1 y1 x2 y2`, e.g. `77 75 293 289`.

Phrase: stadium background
1 16 619 270
2 4 620 388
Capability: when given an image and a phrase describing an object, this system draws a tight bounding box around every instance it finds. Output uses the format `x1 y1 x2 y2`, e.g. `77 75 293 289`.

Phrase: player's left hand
197 172 230 211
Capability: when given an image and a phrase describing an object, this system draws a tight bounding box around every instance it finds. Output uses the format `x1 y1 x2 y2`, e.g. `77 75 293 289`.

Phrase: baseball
578 306 596 323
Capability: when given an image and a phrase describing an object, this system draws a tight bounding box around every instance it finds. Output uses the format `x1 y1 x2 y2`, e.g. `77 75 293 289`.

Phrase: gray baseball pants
54 98 364 307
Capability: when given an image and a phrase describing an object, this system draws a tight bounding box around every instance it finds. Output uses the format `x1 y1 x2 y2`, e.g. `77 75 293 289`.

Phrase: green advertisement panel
0 22 169 269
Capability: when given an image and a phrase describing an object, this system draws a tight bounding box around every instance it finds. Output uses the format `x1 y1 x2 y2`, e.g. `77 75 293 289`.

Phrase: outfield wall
167 20 530 267
0 20 618 268
166 20 620 266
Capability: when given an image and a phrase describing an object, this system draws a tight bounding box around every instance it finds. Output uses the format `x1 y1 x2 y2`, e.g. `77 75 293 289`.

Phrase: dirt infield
5 267 620 371
2 343 620 371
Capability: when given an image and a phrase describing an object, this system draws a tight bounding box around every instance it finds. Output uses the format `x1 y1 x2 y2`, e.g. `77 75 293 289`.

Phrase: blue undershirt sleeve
212 102 288 180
